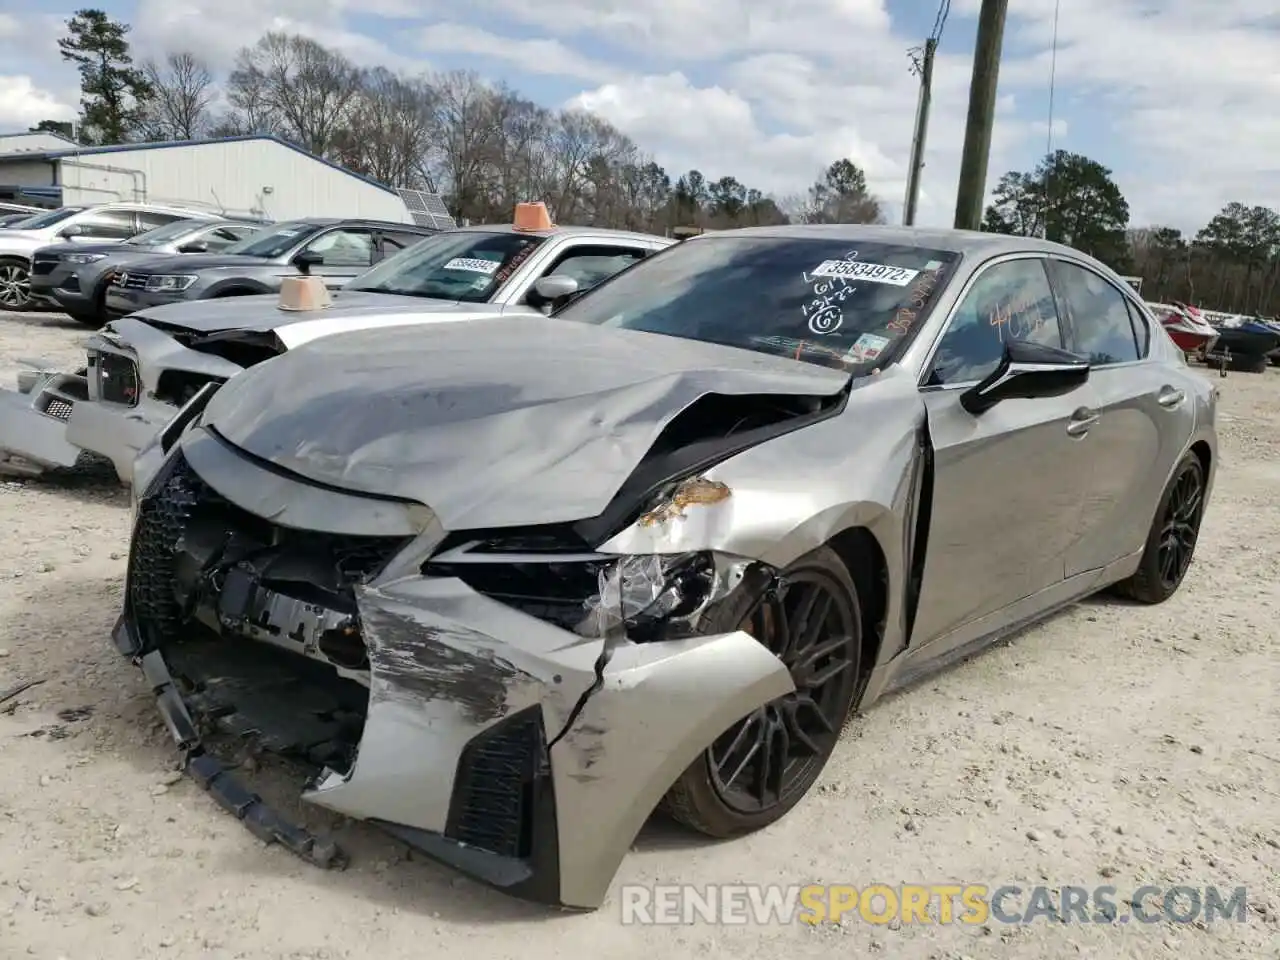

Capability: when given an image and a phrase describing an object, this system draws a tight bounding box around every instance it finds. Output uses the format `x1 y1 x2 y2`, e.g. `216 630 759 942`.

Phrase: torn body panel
118 438 792 908
0 368 85 476
595 367 927 707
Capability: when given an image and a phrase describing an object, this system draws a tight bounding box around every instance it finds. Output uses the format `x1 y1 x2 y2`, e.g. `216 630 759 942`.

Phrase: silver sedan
114 224 1216 910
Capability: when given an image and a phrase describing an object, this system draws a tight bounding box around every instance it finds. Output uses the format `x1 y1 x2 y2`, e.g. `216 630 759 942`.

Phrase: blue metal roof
2 134 398 197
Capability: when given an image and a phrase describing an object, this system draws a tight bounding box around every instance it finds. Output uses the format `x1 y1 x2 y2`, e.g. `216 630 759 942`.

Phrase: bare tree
228 33 362 157
207 31 809 232
426 70 505 221
331 68 436 188
214 60 280 136
138 52 215 140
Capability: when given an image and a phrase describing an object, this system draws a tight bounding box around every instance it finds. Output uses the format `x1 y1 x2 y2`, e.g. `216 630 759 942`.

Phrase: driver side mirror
59 224 84 239
960 339 1090 415
530 274 579 312
292 250 324 274
177 240 209 254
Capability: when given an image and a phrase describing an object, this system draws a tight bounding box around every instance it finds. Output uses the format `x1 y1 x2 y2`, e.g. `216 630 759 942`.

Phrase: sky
0 0 1277 233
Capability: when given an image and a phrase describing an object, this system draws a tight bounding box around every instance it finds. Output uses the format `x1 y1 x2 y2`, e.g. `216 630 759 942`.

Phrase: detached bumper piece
120 627 348 870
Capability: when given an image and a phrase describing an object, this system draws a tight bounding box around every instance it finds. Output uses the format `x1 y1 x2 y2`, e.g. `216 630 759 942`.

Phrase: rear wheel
1113 452 1206 604
662 546 862 838
0 258 31 310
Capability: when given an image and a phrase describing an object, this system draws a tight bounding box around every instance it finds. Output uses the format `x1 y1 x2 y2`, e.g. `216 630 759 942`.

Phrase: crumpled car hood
131 291 473 335
201 316 850 529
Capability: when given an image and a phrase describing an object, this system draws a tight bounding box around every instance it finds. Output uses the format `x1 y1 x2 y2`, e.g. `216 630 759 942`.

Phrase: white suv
0 202 214 310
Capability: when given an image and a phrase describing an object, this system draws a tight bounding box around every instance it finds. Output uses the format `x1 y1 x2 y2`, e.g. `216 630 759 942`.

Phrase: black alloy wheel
662 546 862 837
1114 451 1206 604
1156 459 1203 591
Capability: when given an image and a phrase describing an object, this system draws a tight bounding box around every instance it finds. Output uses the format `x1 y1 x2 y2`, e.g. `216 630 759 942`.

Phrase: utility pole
953 0 1009 230
902 38 937 227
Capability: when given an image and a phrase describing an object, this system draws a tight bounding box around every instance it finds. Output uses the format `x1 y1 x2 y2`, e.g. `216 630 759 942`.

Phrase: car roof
450 223 673 244
261 217 437 231
687 223 1093 259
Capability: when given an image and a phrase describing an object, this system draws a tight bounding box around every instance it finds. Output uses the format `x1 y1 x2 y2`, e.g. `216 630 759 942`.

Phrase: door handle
1157 386 1185 408
1066 407 1099 437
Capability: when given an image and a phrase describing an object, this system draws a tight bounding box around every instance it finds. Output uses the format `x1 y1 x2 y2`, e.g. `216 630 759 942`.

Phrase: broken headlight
580 553 716 641
423 549 718 643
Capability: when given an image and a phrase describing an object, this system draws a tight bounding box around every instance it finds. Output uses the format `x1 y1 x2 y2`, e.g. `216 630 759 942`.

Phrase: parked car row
0 200 450 325
0 201 246 313
0 205 1220 913
0 202 672 479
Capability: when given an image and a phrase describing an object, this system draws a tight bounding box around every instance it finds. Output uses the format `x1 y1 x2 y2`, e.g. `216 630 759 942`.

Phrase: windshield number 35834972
811 260 919 286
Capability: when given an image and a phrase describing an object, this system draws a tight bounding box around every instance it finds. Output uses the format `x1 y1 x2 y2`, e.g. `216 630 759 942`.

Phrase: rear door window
1047 260 1141 364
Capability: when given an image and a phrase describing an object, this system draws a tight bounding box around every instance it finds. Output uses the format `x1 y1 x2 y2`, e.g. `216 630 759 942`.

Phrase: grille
42 398 73 421
129 451 408 645
98 352 139 406
129 455 203 638
31 256 58 276
113 272 148 290
445 708 545 860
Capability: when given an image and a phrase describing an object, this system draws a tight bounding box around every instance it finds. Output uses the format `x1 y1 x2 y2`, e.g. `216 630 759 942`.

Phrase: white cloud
417 23 618 82
0 76 75 131
5 0 1278 231
129 0 425 72
413 0 892 62
991 0 1280 228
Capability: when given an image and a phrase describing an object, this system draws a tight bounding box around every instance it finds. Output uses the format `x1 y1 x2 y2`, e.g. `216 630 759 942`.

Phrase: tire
0 257 32 311
1113 452 1206 604
68 308 102 328
661 545 863 838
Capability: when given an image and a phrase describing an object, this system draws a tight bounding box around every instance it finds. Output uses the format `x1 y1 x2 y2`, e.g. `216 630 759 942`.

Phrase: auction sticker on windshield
444 257 500 274
845 332 891 364
812 260 919 286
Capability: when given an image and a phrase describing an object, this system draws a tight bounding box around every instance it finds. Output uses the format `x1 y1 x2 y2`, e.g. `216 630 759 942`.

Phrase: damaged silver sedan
114 225 1217 910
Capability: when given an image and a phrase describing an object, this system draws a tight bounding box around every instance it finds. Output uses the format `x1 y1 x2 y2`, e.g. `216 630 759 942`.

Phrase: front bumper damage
0 363 88 477
115 439 793 909
0 318 244 482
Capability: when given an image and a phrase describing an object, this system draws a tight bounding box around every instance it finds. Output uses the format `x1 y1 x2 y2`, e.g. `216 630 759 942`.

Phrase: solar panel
396 188 457 230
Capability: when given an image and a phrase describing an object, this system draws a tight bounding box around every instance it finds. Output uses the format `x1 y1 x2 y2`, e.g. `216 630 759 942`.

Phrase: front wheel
0 258 31 310
661 546 862 838
1113 452 1206 604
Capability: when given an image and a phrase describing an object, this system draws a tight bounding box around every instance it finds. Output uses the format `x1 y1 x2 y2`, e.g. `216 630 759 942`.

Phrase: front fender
301 575 792 910
203 278 272 298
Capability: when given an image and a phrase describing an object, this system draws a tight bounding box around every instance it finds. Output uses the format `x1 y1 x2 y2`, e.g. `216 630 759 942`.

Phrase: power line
1045 0 1061 157
929 0 952 44
1041 0 1062 239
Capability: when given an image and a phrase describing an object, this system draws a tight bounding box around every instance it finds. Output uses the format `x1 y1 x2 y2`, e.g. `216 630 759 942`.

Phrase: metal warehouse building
0 133 412 223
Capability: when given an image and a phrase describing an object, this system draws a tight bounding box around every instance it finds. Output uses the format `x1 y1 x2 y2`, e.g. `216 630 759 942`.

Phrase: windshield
10 207 86 230
347 230 546 302
125 218 207 247
222 221 324 259
557 236 960 372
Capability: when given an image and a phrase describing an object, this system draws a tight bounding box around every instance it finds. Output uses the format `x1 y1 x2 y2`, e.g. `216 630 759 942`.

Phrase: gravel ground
0 309 1277 960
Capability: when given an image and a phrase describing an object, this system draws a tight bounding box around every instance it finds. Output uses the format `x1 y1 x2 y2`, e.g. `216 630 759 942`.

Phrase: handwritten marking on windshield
886 265 946 335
